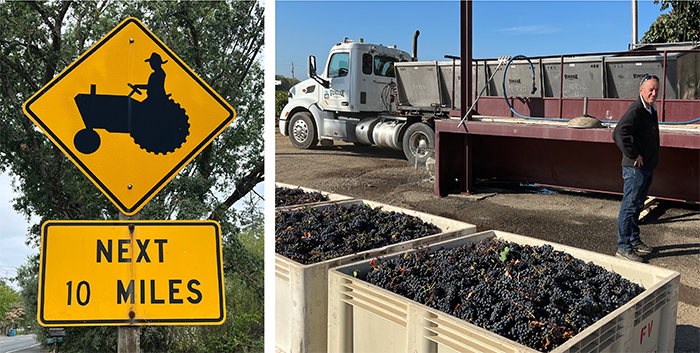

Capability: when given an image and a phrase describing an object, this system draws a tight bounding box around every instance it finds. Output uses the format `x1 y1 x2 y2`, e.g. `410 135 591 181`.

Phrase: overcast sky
0 173 37 290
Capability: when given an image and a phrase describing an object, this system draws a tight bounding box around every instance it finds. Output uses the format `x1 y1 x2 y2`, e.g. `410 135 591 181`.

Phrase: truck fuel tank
355 118 381 145
372 120 405 150
355 118 406 150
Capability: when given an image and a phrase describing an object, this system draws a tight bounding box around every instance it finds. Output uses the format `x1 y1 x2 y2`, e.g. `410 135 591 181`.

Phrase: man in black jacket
612 75 660 262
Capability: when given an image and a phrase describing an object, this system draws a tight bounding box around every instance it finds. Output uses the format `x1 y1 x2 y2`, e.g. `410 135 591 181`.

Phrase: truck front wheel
402 122 434 166
289 111 318 149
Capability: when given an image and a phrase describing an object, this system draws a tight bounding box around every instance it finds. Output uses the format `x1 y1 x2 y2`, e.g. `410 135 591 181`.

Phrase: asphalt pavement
0 335 47 353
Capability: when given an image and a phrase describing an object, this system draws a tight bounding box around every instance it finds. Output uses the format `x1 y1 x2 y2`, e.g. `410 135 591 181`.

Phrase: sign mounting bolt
128 184 133 189
129 38 134 43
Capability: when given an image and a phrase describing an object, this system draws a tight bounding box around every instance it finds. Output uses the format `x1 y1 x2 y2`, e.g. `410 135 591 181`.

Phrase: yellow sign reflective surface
38 221 225 326
23 18 235 215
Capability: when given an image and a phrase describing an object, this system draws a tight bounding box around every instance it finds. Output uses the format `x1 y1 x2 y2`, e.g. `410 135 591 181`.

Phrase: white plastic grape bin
275 199 477 353
275 183 353 210
328 230 680 353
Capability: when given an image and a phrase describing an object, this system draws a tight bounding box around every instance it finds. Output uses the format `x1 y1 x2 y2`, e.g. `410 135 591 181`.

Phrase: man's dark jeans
617 166 654 251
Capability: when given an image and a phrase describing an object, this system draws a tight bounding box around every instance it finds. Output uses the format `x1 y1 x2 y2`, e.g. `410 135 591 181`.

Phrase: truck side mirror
308 55 318 78
308 55 329 88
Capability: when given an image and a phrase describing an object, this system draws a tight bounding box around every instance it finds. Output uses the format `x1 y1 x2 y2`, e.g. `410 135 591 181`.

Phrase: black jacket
612 96 660 170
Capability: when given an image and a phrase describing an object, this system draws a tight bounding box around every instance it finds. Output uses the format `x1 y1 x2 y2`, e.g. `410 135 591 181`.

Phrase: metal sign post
118 211 140 353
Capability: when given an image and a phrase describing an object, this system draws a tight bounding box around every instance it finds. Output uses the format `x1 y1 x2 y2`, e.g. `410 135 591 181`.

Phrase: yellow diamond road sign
38 221 225 326
23 18 235 215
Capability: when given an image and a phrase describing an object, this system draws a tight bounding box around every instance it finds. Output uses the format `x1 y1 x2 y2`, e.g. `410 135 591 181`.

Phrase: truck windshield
374 55 398 77
328 53 349 78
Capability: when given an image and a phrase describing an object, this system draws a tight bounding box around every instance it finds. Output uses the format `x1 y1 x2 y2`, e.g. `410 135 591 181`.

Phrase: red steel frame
435 1 700 203
435 115 699 202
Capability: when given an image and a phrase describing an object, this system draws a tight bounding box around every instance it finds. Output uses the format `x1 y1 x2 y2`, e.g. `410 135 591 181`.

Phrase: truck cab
279 38 413 148
318 39 411 113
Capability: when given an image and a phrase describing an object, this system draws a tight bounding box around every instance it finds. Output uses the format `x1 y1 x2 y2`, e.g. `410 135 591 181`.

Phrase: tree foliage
275 75 299 122
0 280 22 328
641 0 700 43
275 90 288 123
275 74 300 92
1 1 264 351
172 194 264 352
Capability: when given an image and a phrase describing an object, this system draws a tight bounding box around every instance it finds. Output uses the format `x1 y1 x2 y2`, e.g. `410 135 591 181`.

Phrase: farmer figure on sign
131 52 169 104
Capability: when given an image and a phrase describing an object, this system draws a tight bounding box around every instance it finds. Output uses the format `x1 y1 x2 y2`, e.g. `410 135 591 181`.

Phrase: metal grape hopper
73 52 190 155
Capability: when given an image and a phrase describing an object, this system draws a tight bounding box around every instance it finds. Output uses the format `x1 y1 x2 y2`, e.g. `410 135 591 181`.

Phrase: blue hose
659 117 700 125
502 55 700 126
502 55 568 122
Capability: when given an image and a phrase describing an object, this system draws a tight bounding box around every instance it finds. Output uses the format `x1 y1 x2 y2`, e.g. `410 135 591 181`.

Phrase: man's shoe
632 242 653 255
616 249 643 262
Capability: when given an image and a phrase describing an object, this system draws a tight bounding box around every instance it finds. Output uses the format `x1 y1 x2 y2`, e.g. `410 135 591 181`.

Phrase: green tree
14 257 38 332
172 193 264 352
1 1 264 351
642 0 700 43
238 193 264 258
0 280 22 328
275 90 288 125
275 75 299 124
275 74 300 92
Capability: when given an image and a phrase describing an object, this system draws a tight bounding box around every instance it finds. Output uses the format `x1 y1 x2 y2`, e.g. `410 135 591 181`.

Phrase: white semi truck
279 32 439 165
279 34 700 171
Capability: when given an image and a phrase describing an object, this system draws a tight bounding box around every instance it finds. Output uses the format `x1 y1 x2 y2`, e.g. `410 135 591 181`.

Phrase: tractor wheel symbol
130 97 190 155
74 127 101 155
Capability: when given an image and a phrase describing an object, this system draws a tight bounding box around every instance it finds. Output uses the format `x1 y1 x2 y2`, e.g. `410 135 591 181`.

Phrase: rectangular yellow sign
37 221 225 326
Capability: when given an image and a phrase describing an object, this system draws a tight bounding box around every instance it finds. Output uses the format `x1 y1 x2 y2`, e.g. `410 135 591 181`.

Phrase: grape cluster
275 204 441 265
364 238 645 352
275 186 330 207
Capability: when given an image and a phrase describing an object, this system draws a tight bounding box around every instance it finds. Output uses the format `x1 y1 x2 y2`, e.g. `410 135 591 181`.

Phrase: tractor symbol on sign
73 52 190 155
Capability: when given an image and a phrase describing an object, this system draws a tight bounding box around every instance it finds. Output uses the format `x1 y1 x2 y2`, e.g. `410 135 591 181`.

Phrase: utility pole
632 0 639 47
291 62 295 81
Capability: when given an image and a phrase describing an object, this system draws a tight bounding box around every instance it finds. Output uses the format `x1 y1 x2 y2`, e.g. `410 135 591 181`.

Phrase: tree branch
0 67 23 111
196 144 214 180
37 1 72 85
0 53 40 93
236 37 263 88
57 1 71 25
185 16 202 71
29 2 55 34
208 162 264 221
